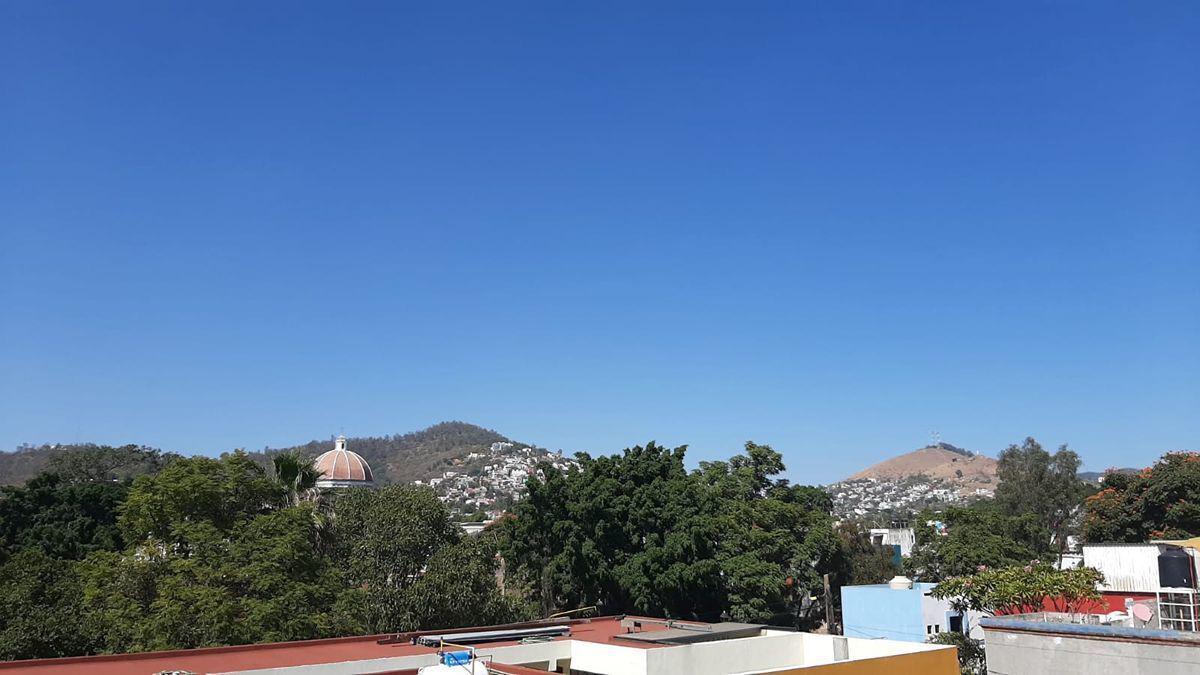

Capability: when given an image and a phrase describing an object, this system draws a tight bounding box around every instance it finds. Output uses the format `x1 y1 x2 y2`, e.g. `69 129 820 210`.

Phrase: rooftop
0 615 958 675
981 612 1200 643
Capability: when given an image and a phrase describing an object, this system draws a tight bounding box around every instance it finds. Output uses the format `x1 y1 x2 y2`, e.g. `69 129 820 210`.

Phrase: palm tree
272 451 321 507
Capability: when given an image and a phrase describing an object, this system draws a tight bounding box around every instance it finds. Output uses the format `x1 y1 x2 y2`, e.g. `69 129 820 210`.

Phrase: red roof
0 616 669 675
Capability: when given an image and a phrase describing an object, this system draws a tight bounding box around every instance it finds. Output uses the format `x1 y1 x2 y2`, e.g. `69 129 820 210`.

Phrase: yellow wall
754 648 959 675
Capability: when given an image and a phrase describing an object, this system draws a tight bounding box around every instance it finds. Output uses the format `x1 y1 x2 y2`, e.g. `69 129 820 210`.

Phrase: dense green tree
502 442 724 620
118 451 284 546
1082 452 1200 542
993 438 1088 555
47 444 175 484
403 535 534 630
0 473 126 560
697 443 840 628
500 441 839 628
79 505 360 653
833 521 897 586
7 475 520 659
904 503 1052 581
331 485 484 632
0 549 93 660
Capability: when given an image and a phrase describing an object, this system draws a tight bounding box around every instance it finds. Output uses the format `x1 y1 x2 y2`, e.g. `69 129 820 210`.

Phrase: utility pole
823 573 836 634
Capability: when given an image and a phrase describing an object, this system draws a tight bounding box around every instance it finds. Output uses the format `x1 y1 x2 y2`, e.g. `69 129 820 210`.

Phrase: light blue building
841 577 982 643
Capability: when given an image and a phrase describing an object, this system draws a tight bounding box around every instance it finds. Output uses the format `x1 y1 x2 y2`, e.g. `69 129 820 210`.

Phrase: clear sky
1 2 1197 484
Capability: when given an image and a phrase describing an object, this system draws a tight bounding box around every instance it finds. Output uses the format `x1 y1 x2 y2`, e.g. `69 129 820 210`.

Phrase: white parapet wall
568 638 651 674
642 631 804 675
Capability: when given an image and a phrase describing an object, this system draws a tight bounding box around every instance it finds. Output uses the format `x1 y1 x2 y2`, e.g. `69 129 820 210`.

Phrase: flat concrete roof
0 616 671 675
981 615 1200 645
613 622 764 645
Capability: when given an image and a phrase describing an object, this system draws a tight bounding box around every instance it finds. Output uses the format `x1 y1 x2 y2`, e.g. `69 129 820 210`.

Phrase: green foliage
994 438 1088 553
498 441 839 628
1 443 174 488
331 485 464 632
905 503 1052 581
271 452 321 506
403 535 535 630
699 443 840 628
48 444 175 484
833 521 897 586
930 563 1103 616
0 473 127 560
0 451 521 661
79 505 360 653
501 442 724 620
1082 452 1200 542
118 451 284 545
929 631 986 675
0 549 93 660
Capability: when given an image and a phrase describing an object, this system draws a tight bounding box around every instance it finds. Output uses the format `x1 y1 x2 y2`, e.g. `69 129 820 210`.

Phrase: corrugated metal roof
1083 544 1164 593
1080 540 1161 588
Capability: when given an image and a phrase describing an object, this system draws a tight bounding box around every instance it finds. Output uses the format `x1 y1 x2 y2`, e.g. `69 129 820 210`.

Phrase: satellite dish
1132 603 1154 623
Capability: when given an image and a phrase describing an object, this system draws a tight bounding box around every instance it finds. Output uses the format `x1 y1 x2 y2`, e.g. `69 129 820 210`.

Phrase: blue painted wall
841 583 929 643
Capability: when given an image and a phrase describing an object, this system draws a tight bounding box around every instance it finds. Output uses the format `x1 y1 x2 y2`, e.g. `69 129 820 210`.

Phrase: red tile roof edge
0 615 633 671
0 633 398 670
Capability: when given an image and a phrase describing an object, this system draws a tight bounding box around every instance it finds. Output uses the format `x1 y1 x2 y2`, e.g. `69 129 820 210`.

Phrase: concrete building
981 612 1200 675
0 615 958 675
867 527 915 564
841 576 985 642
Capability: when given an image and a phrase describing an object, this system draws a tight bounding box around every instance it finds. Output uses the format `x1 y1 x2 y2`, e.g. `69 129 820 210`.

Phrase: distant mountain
0 445 57 486
847 444 998 492
1080 468 1138 482
257 421 543 485
828 444 997 519
0 422 543 488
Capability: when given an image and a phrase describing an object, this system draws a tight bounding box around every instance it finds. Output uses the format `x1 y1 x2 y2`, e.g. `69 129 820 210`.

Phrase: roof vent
888 575 914 590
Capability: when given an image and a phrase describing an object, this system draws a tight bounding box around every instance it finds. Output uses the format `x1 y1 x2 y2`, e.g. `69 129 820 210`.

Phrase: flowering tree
931 563 1104 618
1082 452 1200 543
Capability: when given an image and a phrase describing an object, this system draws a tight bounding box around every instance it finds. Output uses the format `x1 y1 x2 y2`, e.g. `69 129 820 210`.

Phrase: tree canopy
930 563 1103 617
1082 452 1200 542
0 473 127 561
832 521 897 587
993 438 1088 554
0 453 523 660
905 503 1052 582
498 441 839 628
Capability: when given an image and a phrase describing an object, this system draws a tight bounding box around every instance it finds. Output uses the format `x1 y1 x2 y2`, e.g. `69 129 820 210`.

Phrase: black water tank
1158 547 1194 588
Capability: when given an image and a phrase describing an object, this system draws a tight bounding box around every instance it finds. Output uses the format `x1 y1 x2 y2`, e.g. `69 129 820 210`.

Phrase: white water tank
888 575 914 590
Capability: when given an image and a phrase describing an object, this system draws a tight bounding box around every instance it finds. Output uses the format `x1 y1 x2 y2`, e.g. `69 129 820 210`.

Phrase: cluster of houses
828 476 991 519
415 441 578 517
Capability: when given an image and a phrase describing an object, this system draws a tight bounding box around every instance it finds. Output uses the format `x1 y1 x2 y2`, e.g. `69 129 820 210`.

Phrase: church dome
314 436 375 488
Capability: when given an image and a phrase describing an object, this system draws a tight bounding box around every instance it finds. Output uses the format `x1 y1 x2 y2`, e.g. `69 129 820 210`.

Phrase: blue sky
1 2 1197 484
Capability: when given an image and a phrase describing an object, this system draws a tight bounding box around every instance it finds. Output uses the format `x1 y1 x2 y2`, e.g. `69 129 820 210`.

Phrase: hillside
848 444 997 488
258 421 544 485
828 443 997 519
0 445 56 486
0 422 542 488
